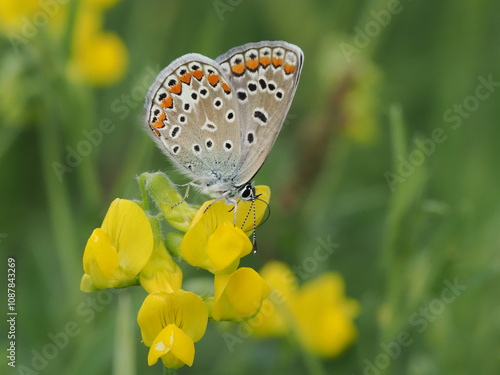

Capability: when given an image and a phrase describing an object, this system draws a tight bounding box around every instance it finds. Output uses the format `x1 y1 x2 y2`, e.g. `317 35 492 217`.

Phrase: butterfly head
237 182 256 202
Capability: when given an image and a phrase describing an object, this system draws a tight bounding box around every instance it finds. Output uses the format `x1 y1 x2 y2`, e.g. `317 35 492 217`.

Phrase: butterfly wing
145 54 241 184
216 41 304 186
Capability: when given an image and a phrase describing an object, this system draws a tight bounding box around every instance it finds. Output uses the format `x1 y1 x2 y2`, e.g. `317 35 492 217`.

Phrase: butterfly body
145 41 303 202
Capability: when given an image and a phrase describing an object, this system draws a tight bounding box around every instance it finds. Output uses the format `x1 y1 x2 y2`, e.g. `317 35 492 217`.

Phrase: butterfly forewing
145 53 241 182
216 41 303 185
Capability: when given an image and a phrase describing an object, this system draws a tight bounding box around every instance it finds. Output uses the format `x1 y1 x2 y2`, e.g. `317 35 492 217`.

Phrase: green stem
113 293 136 375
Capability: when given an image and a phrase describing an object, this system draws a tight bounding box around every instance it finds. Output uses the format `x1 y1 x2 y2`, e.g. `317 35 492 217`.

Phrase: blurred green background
1 0 500 374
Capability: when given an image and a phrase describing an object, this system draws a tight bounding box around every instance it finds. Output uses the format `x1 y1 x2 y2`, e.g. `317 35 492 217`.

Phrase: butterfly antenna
255 196 271 227
252 196 258 253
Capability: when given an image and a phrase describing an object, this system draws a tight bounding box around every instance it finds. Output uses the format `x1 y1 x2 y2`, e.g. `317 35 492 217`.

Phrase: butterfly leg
227 197 239 225
171 181 202 208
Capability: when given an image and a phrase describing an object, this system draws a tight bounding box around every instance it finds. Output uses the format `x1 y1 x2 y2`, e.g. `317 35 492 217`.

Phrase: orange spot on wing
272 57 283 67
260 56 271 67
221 82 231 94
152 128 160 136
152 112 166 129
179 72 191 84
231 63 245 76
208 74 220 87
161 96 173 109
246 59 259 71
168 82 182 95
192 70 204 80
152 121 163 128
284 63 295 74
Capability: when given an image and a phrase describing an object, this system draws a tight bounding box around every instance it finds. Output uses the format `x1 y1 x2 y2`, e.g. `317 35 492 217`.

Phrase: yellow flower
80 199 154 292
180 185 270 273
69 30 127 86
137 290 208 369
0 0 39 32
210 267 270 321
248 261 359 358
291 273 359 357
247 261 297 336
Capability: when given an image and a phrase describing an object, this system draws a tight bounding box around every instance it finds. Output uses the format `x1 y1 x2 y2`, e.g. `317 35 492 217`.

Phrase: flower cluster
247 261 359 358
81 172 270 368
0 0 127 86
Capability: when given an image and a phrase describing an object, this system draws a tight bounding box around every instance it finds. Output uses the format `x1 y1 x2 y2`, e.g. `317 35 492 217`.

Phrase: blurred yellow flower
69 31 127 85
249 261 297 336
80 199 154 292
137 290 208 369
211 267 270 321
0 0 127 86
248 261 359 358
180 185 270 274
0 0 39 31
291 272 359 357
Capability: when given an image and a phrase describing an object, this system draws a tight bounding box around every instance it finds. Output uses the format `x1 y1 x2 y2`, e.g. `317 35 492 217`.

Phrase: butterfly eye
238 184 255 201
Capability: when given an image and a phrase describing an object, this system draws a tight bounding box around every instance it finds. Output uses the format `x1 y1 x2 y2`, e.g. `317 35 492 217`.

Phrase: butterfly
144 41 303 206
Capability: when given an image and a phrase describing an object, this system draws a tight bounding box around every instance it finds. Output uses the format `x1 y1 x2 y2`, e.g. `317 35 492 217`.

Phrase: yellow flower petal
70 31 127 86
246 261 297 336
81 199 154 291
291 273 359 357
207 223 252 271
147 324 195 368
212 267 270 321
190 185 270 232
137 291 208 347
101 199 153 277
180 186 269 273
85 228 119 278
